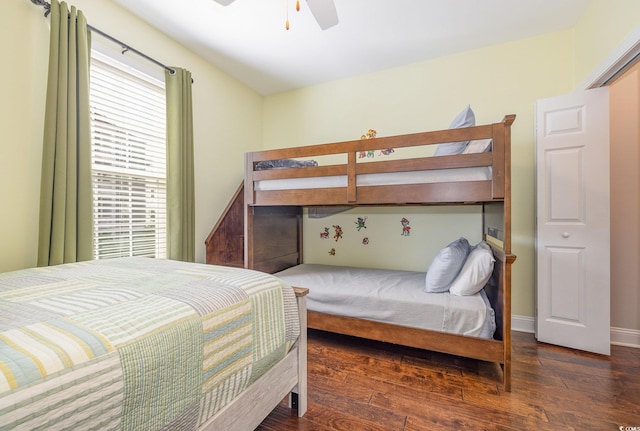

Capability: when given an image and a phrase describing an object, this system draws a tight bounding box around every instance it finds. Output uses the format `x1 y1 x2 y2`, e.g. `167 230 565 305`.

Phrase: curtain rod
31 0 177 76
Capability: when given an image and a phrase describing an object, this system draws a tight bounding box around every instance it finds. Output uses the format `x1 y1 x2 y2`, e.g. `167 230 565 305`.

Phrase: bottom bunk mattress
0 257 300 431
275 264 495 339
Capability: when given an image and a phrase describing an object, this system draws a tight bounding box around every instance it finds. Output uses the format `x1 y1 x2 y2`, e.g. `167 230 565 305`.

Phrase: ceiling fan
213 0 339 30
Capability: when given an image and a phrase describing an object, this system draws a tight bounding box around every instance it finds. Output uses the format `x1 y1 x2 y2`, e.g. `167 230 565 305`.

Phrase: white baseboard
511 315 640 349
611 326 640 348
511 315 535 334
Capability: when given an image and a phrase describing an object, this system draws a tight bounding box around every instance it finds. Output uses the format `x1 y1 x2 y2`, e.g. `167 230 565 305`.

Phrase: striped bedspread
0 257 300 430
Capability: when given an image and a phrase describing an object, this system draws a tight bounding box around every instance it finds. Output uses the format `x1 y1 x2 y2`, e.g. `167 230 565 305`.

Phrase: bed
0 257 308 430
207 113 515 390
274 264 497 339
245 115 515 207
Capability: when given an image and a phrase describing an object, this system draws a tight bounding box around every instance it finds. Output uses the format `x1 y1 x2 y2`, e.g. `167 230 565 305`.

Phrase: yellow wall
1 0 262 272
0 2 49 273
574 0 640 85
302 206 483 271
264 31 575 318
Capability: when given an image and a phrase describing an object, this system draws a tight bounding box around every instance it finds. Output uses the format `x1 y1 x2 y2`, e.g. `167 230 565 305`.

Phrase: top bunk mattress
254 166 492 191
274 264 495 339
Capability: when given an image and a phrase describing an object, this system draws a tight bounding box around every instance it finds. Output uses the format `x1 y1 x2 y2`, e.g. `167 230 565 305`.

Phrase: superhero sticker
354 216 367 231
400 217 411 236
317 215 413 256
357 129 395 159
332 225 343 242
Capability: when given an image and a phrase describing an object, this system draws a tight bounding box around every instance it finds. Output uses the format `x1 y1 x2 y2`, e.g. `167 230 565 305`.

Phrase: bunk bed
0 257 308 430
233 114 516 390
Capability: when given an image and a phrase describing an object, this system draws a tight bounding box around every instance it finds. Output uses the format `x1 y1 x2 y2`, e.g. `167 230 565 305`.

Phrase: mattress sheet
275 264 495 339
0 257 299 431
255 166 492 191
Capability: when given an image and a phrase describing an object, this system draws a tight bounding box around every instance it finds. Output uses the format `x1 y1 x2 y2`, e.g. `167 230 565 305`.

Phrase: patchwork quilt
0 257 300 430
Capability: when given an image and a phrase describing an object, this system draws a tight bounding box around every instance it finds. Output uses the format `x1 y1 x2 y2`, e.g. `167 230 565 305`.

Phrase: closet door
535 87 610 355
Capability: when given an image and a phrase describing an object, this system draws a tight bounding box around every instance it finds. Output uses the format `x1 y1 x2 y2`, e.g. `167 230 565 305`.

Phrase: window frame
89 44 167 260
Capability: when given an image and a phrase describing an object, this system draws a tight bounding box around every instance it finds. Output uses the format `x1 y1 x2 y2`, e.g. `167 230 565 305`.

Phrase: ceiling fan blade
213 0 235 6
305 0 339 30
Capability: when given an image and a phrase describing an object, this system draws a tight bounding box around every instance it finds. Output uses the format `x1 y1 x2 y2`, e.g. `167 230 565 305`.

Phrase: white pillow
425 237 470 293
433 105 476 156
449 241 495 296
462 138 492 154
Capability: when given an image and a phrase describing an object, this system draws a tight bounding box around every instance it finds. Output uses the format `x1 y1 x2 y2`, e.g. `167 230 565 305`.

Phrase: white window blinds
89 51 167 259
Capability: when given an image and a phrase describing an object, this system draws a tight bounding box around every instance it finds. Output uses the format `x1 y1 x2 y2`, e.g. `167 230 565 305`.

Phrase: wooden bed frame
200 287 308 430
208 115 516 391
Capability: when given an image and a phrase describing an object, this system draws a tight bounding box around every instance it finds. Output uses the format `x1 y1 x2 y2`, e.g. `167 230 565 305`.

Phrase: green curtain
165 68 195 262
37 0 93 267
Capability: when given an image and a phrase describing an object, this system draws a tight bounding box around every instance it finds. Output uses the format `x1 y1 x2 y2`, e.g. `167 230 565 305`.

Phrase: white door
535 87 610 355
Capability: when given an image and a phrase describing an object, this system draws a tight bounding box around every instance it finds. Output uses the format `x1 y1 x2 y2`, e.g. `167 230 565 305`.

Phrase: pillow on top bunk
433 105 476 156
462 138 492 154
425 237 470 293
449 241 495 296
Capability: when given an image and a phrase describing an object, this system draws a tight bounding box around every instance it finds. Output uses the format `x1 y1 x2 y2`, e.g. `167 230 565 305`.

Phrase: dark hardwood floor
257 329 640 430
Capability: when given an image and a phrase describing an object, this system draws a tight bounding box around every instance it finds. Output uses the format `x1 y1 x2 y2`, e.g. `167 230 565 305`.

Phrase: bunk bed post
491 124 506 200
502 115 515 253
503 254 516 392
500 114 515 391
297 210 304 265
244 152 256 206
290 287 309 416
491 115 516 203
244 152 255 269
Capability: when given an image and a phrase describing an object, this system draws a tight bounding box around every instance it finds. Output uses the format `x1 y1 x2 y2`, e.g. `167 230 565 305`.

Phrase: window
89 50 167 259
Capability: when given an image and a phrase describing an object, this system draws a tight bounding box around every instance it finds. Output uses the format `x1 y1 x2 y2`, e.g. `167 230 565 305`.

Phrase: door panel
546 147 584 221
548 246 584 323
535 87 610 355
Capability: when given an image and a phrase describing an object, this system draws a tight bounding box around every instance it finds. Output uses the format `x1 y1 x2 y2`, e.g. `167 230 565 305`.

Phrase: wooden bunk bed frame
226 115 516 390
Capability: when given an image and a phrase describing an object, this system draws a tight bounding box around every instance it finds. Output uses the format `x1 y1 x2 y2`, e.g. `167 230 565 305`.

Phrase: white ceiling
110 0 592 95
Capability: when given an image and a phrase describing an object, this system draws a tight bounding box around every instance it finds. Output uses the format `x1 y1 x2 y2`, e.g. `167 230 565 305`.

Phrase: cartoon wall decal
332 225 343 242
358 128 396 158
360 129 377 140
320 227 329 239
362 237 370 245
354 216 367 231
358 150 382 159
379 148 395 156
400 217 411 236
328 248 336 256
358 131 377 156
